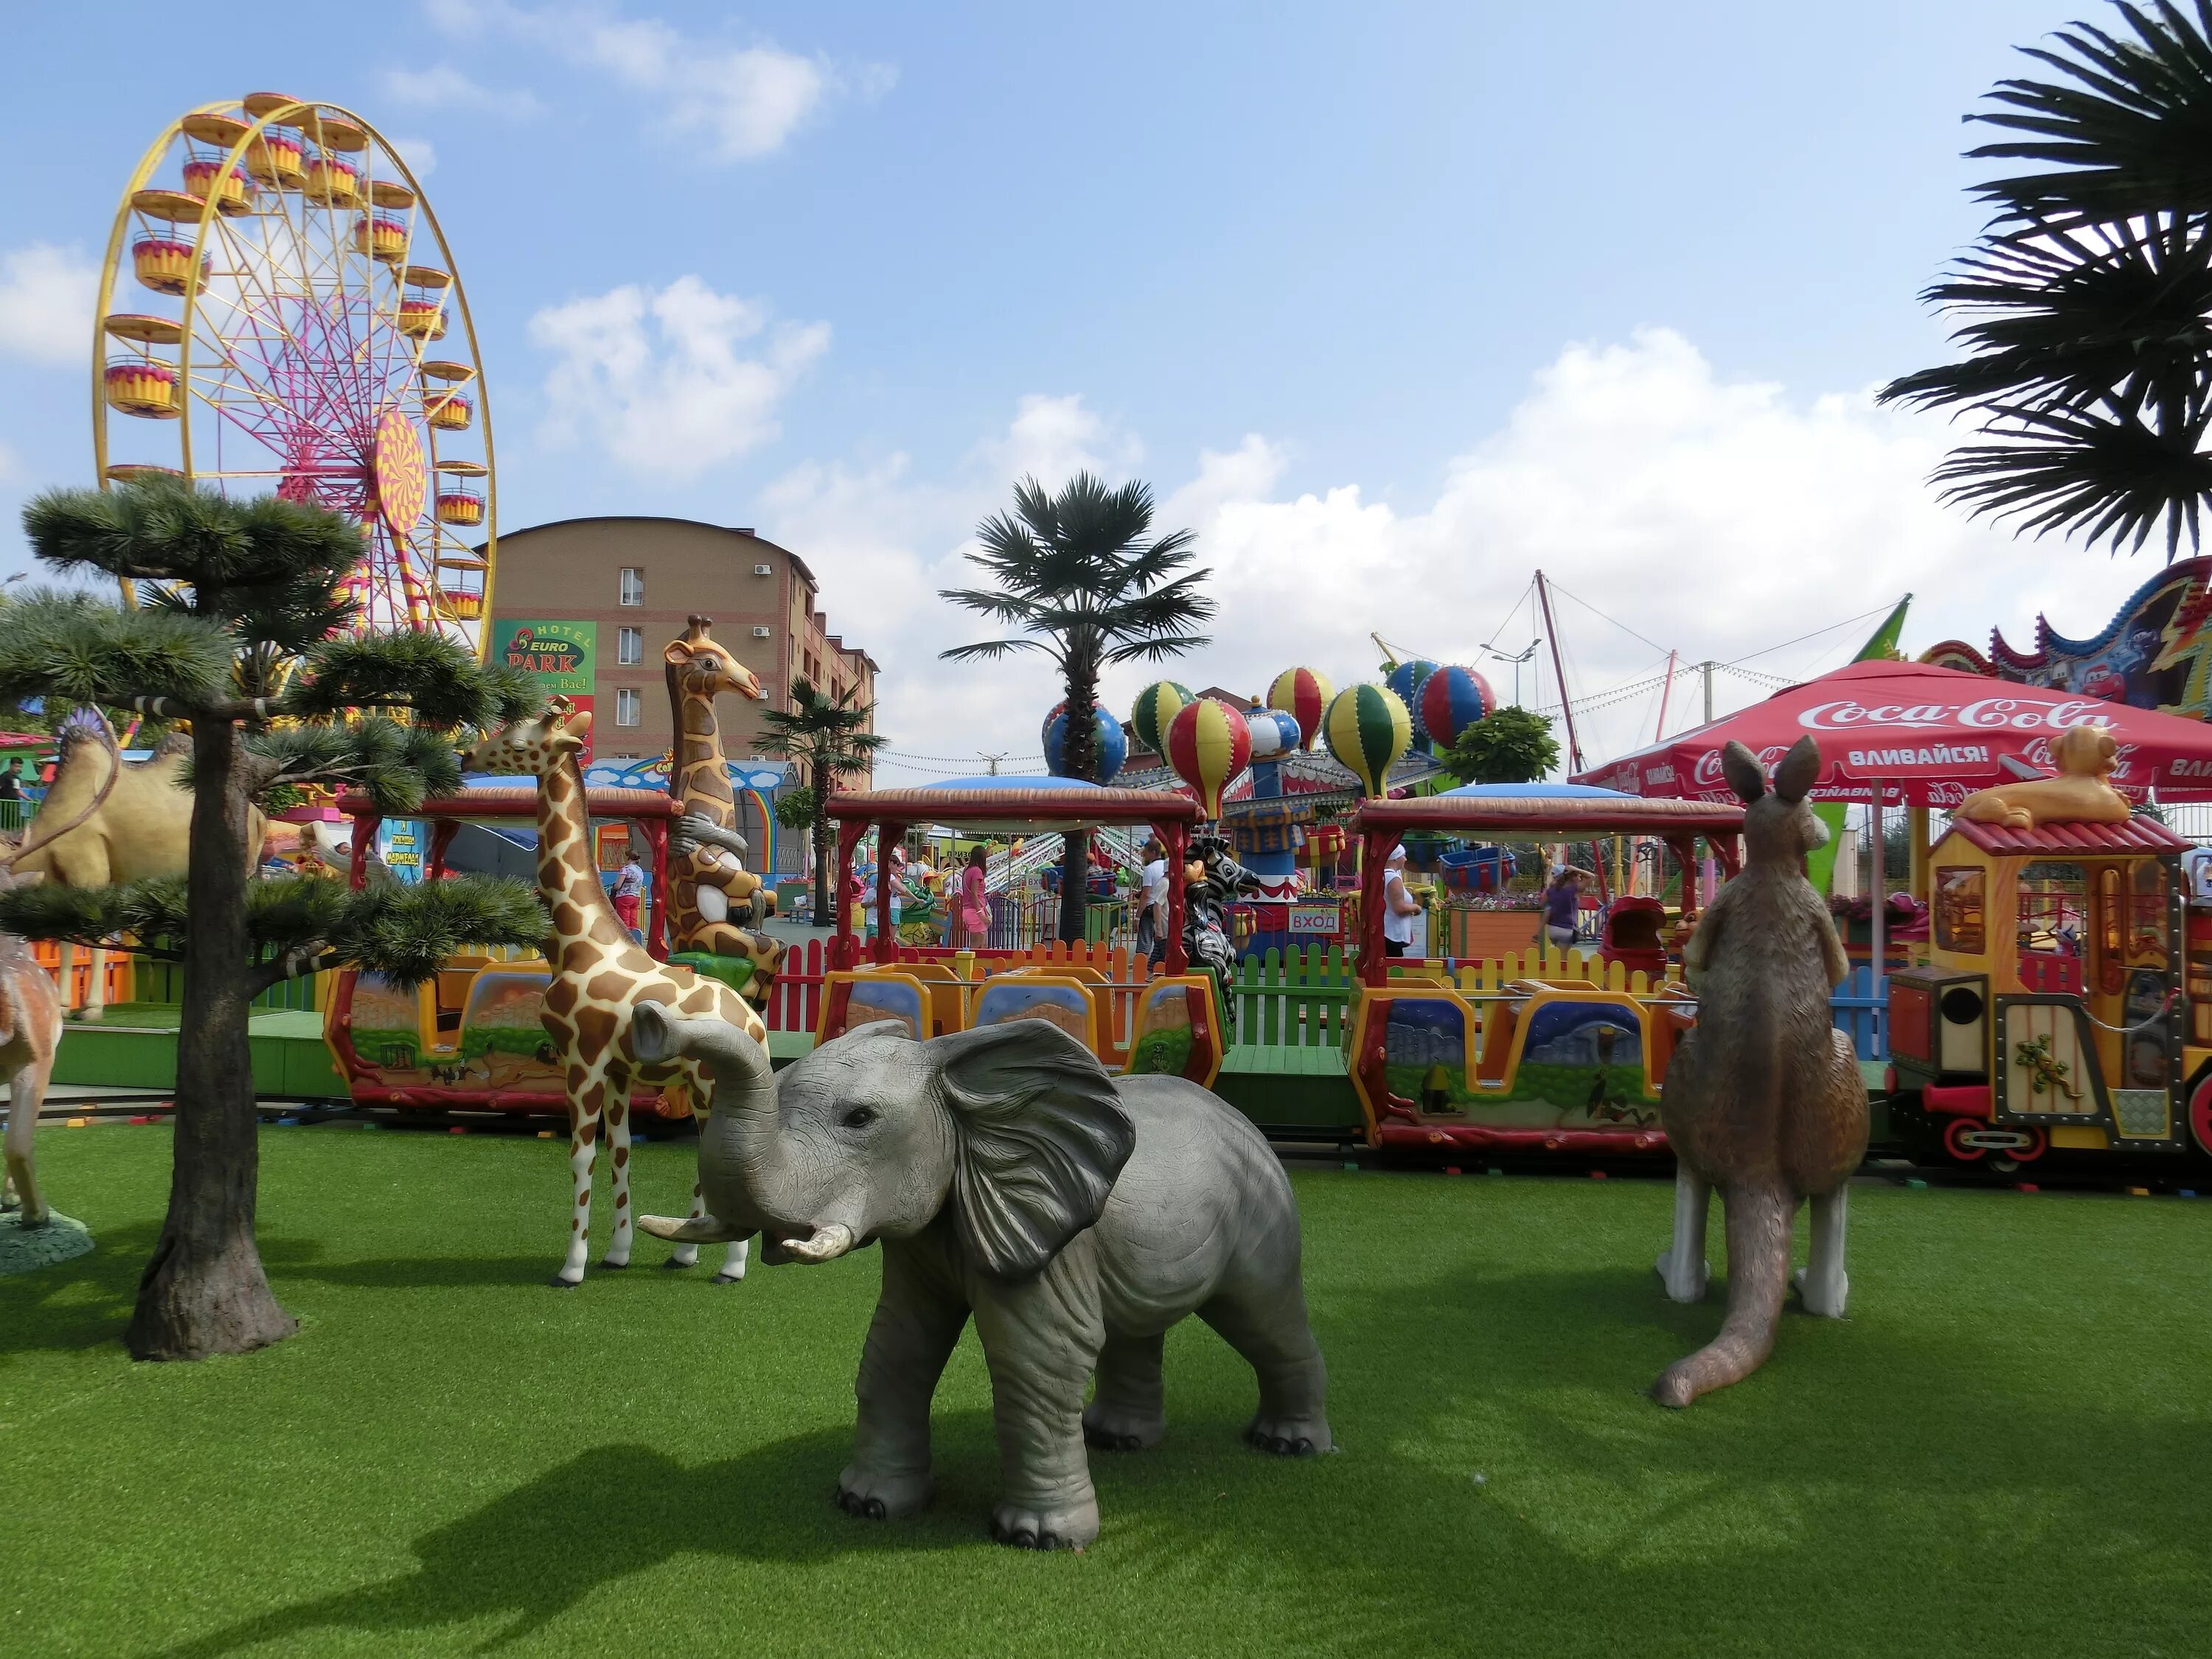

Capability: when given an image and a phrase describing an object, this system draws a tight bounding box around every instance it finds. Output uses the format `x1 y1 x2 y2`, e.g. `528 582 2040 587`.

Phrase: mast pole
1535 569 1582 773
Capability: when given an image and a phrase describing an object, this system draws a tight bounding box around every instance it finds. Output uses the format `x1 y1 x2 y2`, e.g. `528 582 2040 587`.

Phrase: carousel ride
94 94 495 644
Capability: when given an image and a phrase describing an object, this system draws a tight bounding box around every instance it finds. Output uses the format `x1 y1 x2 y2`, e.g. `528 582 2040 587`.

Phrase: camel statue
11 712 265 1020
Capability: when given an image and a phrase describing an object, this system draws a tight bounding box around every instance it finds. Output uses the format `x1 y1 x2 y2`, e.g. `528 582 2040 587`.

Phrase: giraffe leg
554 1083 604 1287
602 1072 636 1269
562 1110 606 1292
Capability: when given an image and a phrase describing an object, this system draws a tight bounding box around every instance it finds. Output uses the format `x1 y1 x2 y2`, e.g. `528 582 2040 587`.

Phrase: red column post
1358 827 1403 988
1159 819 1190 975
874 821 906 965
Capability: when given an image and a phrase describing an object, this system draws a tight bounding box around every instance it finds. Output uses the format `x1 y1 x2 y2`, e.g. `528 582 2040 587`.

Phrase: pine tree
1 481 546 1360
941 474 1211 943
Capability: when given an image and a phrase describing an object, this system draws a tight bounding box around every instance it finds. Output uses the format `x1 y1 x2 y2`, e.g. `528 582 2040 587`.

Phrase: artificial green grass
4 1127 2210 1658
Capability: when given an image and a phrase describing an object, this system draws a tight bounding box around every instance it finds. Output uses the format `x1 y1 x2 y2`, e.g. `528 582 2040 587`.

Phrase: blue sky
0 1 2171 773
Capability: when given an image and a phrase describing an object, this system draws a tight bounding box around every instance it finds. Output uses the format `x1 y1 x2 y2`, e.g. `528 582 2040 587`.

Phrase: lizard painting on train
662 616 785 1010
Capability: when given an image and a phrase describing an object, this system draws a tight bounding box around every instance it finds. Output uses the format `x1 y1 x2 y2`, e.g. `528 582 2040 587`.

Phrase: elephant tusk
639 1213 747 1245
779 1223 855 1265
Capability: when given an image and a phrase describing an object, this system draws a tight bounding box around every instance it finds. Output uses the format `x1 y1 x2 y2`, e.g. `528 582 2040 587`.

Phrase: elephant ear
932 1020 1136 1281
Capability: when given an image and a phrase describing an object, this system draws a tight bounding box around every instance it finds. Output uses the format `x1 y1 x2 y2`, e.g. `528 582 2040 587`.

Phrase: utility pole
1534 569 1583 774
980 752 1006 776
1700 660 1715 724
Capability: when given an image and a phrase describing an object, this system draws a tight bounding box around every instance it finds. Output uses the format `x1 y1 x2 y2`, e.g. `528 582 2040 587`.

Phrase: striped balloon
1383 660 1439 743
1041 700 1128 782
1416 664 1495 751
1324 684 1412 796
1265 667 1333 751
1130 680 1195 758
1164 698 1252 818
1245 706 1300 761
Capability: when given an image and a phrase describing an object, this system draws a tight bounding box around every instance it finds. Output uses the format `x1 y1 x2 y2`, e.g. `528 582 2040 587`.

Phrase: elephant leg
838 1243 969 1522
2 1058 42 1226
600 1076 636 1269
1197 1272 1332 1457
1795 1186 1850 1318
972 1261 1106 1549
553 1080 605 1287
1083 1332 1166 1451
1656 1166 1713 1303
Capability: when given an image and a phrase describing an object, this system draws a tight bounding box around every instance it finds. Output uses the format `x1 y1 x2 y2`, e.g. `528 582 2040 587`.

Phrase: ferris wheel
91 94 495 652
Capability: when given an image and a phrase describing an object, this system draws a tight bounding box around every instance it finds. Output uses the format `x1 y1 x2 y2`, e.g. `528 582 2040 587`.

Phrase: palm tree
1880 1 2212 558
757 678 887 928
941 473 1212 944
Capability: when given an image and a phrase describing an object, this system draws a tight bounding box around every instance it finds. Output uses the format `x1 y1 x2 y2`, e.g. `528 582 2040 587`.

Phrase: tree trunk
125 714 296 1360
1057 670 1099 944
811 791 834 932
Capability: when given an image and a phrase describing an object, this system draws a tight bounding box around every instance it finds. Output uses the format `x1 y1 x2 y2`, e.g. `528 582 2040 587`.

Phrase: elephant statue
634 1006 1332 1551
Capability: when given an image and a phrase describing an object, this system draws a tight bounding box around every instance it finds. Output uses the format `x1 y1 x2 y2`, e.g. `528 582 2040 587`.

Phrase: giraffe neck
669 666 737 830
537 751 653 971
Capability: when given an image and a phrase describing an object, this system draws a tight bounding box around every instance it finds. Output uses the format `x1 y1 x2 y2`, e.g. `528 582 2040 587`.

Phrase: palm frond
1967 1 2212 227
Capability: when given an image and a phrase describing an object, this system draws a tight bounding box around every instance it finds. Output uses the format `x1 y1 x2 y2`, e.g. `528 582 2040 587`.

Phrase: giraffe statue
663 616 785 1006
465 700 760 1287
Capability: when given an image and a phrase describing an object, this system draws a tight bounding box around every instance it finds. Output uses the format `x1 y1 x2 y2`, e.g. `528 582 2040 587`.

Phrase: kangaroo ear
931 1020 1135 1281
1772 736 1822 804
1720 740 1767 805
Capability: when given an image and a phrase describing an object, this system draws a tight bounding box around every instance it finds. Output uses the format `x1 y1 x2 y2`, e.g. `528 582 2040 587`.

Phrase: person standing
1136 838 1169 963
1544 863 1587 950
1382 844 1422 958
612 849 646 942
956 843 992 949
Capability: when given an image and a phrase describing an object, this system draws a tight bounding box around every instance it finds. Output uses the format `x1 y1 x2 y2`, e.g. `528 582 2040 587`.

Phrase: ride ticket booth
1888 813 2199 1167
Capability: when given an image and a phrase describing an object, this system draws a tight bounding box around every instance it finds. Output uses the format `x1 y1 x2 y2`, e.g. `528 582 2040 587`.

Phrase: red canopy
1573 659 2212 808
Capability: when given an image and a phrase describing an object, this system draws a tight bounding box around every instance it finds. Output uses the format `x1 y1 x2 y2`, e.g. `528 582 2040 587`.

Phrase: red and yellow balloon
1266 666 1333 751
1165 697 1252 818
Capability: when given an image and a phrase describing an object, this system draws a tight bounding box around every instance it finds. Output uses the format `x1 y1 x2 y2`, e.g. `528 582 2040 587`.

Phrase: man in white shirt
1138 838 1169 963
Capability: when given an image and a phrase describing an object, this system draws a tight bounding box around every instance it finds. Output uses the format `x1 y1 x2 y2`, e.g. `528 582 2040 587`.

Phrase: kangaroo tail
1651 1182 1792 1408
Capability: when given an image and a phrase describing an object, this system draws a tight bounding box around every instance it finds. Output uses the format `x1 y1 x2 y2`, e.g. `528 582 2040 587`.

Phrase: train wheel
2188 1065 2212 1159
1941 1118 1986 1164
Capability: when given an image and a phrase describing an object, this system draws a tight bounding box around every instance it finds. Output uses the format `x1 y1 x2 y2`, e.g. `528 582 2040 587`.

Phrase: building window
618 626 642 665
619 567 644 606
616 687 641 727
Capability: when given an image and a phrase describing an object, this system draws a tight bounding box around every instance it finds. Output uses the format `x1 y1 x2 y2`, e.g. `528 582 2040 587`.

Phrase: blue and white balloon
1042 700 1128 782
1245 706 1301 760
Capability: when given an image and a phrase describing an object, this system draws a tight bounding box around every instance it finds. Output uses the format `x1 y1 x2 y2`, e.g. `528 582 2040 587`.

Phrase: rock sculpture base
0 1211 94 1276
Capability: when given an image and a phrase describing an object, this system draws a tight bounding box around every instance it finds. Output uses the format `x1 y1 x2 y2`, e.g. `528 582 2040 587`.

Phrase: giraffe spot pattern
575 1006 616 1056
585 971 630 1004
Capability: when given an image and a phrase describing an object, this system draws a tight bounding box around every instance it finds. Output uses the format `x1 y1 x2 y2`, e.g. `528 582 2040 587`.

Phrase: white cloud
529 275 829 478
0 243 99 367
380 63 542 117
422 1 888 161
755 331 2175 772
385 135 439 178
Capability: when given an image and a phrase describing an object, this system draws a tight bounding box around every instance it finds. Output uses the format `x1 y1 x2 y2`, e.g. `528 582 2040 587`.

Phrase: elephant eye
841 1106 877 1129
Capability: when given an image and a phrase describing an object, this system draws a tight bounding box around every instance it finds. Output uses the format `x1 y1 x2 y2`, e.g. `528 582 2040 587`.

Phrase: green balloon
1130 681 1194 757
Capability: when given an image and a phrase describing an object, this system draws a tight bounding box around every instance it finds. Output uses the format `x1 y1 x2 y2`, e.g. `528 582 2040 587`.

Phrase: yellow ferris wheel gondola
91 94 496 655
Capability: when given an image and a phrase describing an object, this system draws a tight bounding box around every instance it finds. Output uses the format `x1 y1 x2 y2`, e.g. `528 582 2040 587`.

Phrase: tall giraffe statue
465 701 759 1287
664 616 785 1006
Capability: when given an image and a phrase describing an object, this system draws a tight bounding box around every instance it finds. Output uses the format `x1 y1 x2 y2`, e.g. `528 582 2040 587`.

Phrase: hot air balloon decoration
1324 684 1411 796
1041 700 1128 782
1265 667 1333 751
1416 664 1495 752
1383 659 1438 744
1130 680 1195 759
1165 698 1252 818
1245 706 1301 761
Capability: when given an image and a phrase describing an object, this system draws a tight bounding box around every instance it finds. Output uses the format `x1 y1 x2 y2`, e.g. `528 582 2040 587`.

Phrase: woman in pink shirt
956 844 992 948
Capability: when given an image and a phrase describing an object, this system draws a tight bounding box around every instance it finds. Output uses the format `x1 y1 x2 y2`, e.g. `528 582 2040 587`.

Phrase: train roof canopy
1354 784 1743 838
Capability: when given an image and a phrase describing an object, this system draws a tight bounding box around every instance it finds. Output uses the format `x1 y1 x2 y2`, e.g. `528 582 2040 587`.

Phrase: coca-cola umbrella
1572 659 2212 807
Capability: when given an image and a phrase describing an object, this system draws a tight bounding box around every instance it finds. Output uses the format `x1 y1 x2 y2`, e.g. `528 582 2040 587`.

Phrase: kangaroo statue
1650 735 1868 1408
